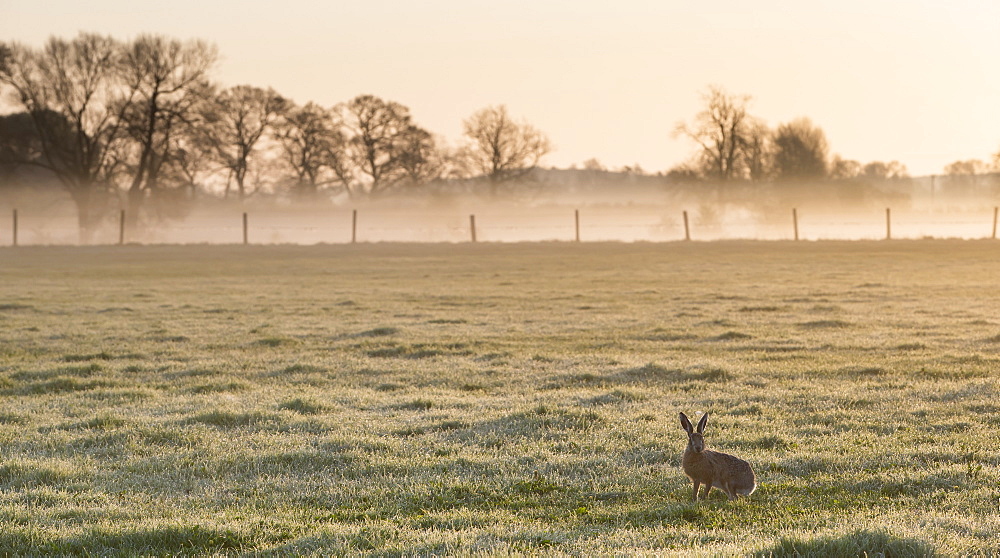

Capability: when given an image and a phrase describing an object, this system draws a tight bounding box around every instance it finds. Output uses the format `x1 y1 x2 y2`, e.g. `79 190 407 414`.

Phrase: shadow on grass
543 363 733 390
753 529 939 557
446 405 606 445
0 525 281 555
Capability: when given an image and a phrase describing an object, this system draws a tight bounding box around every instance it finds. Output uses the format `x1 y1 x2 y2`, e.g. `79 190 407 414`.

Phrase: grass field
1 240 999 556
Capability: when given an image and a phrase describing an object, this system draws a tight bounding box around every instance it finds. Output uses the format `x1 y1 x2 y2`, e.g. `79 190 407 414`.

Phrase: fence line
5 207 1000 246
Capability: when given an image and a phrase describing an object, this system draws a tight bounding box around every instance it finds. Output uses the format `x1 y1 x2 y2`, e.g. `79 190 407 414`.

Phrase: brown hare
679 412 756 501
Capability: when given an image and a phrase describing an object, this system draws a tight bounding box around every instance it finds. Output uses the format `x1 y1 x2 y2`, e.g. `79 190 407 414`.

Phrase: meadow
1 240 999 556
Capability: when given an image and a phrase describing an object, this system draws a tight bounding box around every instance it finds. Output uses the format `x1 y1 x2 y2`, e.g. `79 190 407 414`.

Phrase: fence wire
3 207 999 246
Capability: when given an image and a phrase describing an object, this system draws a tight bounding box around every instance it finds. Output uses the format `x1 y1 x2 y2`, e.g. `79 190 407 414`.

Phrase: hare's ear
696 412 708 433
679 412 693 434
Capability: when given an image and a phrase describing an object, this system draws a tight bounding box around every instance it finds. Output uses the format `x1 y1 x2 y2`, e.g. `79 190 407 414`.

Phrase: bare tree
117 34 216 230
829 155 862 180
396 126 445 188
0 33 127 242
674 86 754 182
742 118 772 182
460 105 551 195
861 161 908 180
340 94 421 197
165 136 217 199
943 159 989 189
0 43 10 73
771 118 828 182
944 159 988 177
198 85 286 200
275 101 350 199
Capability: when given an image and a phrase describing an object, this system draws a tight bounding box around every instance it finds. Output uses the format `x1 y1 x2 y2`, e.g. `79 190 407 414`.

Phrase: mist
3 172 998 246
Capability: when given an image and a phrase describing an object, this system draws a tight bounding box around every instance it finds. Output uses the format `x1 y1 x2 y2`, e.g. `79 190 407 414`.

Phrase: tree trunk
125 186 144 236
70 187 99 245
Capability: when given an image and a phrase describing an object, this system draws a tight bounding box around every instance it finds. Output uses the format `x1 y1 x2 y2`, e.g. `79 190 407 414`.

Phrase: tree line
0 33 551 242
671 86 899 183
2 34 999 242
668 85 1000 187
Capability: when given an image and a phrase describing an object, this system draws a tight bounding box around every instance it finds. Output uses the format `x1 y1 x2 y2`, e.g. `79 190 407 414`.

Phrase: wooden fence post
792 208 799 241
993 206 998 240
351 209 357 244
575 209 580 242
242 212 248 245
470 215 477 242
683 210 691 241
885 208 891 240
12 209 17 247
119 210 126 245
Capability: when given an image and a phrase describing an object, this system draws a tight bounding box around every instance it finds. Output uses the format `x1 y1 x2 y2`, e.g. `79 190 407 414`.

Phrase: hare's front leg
701 483 713 500
691 481 700 501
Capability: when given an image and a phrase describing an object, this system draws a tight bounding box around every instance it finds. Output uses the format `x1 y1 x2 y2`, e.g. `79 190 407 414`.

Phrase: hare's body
679 412 756 501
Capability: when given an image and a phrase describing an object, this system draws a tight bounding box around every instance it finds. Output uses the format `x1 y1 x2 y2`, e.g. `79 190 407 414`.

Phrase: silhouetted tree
772 118 828 182
743 119 772 182
340 94 425 197
943 159 989 189
666 160 703 183
117 34 216 230
861 161 908 180
460 104 551 195
165 138 216 199
944 159 987 177
674 86 754 181
396 126 444 188
197 85 286 200
829 155 862 180
275 101 350 199
0 112 41 179
0 33 126 242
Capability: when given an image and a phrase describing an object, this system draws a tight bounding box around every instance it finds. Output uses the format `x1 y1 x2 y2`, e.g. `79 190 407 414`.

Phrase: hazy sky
4 0 999 176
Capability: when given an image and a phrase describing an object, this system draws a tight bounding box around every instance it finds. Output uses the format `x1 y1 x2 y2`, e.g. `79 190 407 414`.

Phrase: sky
3 0 1000 176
